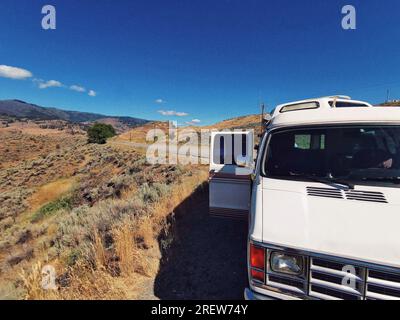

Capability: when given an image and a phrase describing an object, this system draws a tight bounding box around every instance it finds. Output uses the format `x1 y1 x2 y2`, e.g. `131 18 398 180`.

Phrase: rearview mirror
263 114 272 122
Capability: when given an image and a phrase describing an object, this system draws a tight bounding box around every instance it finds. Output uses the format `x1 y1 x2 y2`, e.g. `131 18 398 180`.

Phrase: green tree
87 123 116 144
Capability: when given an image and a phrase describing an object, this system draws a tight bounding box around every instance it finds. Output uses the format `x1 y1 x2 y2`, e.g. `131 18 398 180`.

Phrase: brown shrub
7 248 34 267
16 229 32 244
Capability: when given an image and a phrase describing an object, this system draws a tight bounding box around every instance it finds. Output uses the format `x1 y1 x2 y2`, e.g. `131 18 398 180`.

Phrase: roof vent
280 102 319 113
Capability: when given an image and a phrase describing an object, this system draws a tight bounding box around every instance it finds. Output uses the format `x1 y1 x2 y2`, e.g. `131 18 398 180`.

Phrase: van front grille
267 274 306 293
309 258 365 300
254 246 400 300
308 257 400 300
366 269 400 300
310 285 360 300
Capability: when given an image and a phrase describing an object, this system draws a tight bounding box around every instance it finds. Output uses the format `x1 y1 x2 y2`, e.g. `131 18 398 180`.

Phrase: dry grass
20 262 56 300
0 126 84 170
1 119 209 300
28 178 75 215
202 114 262 133
21 261 129 300
113 223 138 276
19 168 207 300
92 230 108 271
118 121 169 144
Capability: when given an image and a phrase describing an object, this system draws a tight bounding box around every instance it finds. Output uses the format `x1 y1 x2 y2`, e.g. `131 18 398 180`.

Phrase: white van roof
268 96 400 129
271 96 372 116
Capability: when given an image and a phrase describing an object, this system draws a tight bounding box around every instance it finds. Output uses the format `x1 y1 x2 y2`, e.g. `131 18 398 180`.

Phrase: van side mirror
254 144 259 151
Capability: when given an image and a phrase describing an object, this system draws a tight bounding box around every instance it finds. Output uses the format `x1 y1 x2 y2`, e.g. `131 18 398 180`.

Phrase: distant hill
0 100 149 128
206 114 261 131
380 101 400 106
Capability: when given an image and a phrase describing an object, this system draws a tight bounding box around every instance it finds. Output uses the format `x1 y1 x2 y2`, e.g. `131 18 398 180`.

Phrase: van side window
219 136 225 164
295 134 325 150
328 101 369 108
295 135 311 149
241 134 247 157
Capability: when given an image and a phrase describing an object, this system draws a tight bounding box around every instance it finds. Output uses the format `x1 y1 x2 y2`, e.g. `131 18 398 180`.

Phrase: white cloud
175 112 188 117
0 65 33 80
38 80 63 89
185 119 201 126
155 99 165 104
70 85 86 93
158 110 189 117
0 65 97 97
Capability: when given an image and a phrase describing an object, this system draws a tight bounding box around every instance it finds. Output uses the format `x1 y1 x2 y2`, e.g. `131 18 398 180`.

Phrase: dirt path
153 189 248 300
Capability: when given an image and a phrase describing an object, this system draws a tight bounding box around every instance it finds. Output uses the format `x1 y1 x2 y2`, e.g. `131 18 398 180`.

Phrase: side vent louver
306 187 344 199
345 190 388 203
307 187 388 204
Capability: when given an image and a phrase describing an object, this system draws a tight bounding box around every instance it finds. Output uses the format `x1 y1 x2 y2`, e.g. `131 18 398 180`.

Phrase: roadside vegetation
0 122 207 299
87 123 116 144
30 196 73 223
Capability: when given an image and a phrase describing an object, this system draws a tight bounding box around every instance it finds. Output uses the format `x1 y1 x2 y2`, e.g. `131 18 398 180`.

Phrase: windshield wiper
291 173 355 189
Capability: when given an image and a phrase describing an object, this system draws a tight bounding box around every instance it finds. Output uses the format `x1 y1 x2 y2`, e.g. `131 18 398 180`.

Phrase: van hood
261 178 400 268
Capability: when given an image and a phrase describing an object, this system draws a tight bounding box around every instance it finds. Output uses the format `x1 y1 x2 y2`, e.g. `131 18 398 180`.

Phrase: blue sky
0 0 400 125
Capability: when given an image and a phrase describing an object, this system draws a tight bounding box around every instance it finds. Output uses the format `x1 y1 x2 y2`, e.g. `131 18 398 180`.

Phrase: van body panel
261 178 400 268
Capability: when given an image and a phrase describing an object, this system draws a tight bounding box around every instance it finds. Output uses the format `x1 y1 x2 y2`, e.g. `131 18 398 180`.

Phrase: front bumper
244 288 273 300
244 288 302 300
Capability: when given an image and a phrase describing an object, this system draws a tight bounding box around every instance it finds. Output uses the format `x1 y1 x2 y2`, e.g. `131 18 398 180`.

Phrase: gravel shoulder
153 189 248 300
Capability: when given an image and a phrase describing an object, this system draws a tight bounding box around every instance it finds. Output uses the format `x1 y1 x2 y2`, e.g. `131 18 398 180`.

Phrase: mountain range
0 100 149 127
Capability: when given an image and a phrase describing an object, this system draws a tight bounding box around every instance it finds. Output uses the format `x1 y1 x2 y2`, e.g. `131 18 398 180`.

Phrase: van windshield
264 125 400 187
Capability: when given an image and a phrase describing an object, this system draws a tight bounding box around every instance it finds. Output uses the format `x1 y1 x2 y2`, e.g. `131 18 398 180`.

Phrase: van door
209 131 254 219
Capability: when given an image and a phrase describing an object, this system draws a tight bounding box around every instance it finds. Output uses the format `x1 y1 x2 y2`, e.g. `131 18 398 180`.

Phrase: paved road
111 140 211 163
153 188 249 300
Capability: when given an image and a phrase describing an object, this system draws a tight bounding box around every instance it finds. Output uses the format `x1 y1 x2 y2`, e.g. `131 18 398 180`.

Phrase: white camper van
209 96 400 300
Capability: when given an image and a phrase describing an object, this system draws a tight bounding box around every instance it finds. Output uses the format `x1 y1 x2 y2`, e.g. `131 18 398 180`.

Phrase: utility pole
260 102 265 127
260 102 266 136
386 89 390 103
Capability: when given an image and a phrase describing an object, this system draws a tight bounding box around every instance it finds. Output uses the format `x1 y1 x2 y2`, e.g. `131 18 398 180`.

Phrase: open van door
209 131 254 219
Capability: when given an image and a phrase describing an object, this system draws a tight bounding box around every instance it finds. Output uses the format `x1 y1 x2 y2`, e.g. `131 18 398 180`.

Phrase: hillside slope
118 115 263 145
380 101 400 106
204 114 261 131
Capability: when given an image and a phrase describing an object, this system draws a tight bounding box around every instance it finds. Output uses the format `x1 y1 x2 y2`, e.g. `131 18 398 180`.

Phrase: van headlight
270 252 304 276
